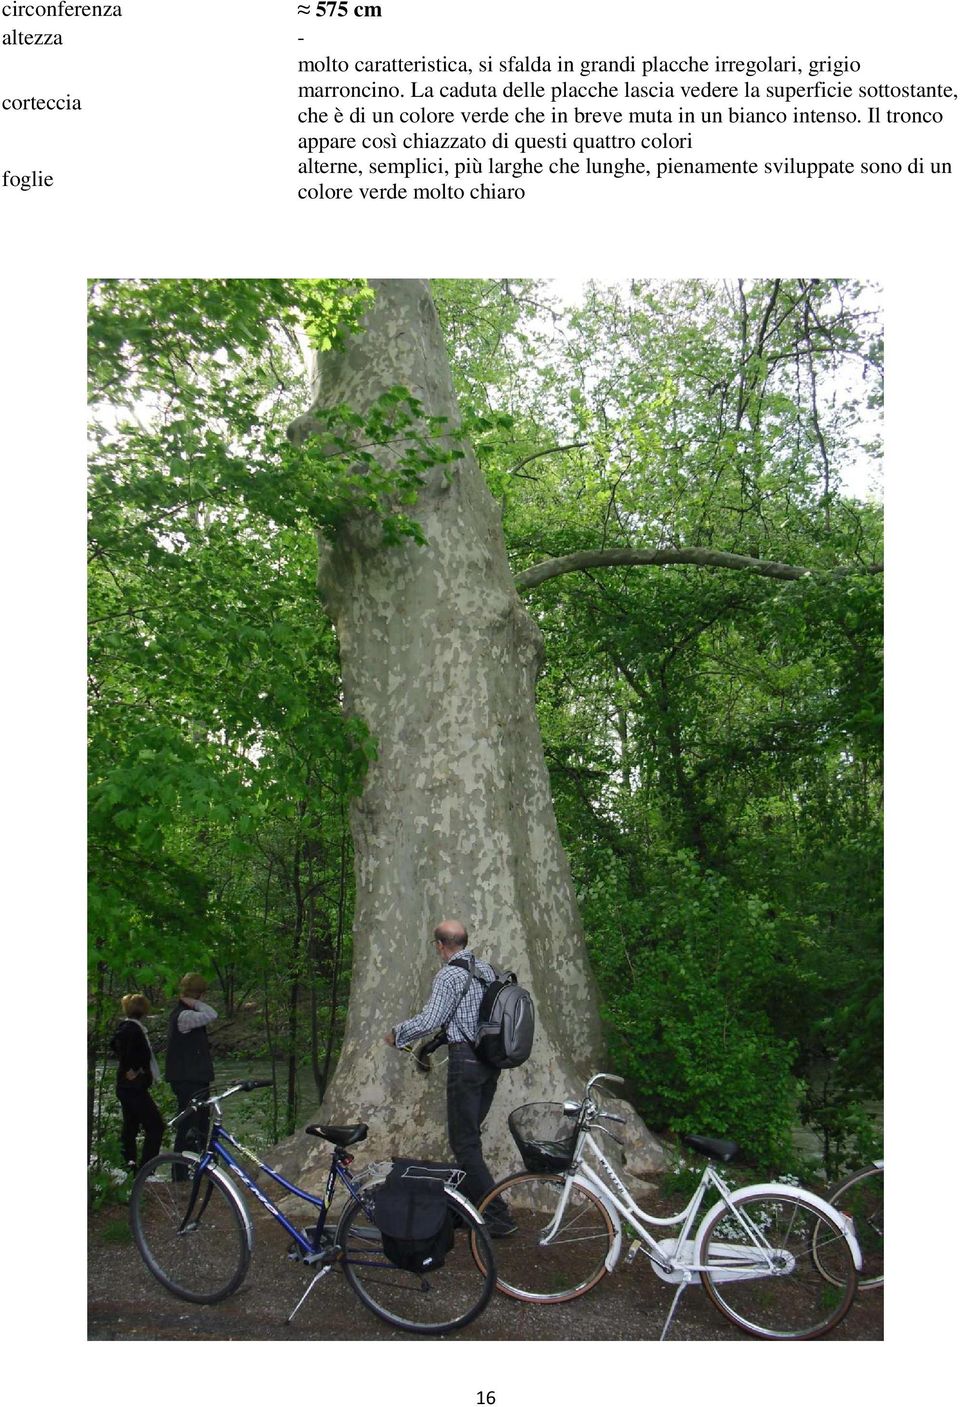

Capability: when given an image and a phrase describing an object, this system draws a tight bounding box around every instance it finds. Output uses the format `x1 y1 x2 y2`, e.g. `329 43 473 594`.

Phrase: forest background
87 276 883 1195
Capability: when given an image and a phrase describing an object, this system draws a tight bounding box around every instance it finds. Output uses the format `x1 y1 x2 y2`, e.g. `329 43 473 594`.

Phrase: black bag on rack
373 1159 456 1273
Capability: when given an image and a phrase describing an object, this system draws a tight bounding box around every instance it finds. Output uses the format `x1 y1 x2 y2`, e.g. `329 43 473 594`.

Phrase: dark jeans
446 1043 504 1213
117 1084 164 1170
170 1079 211 1157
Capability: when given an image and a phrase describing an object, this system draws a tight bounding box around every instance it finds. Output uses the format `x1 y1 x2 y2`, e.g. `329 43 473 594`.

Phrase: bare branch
514 547 883 593
506 441 590 475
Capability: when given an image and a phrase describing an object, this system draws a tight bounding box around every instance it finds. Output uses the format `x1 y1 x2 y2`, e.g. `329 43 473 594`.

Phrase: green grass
99 1216 133 1245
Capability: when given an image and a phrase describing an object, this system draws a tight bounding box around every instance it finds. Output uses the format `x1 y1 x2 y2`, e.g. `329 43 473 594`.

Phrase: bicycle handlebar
168 1078 274 1126
210 1079 275 1100
586 1071 624 1093
563 1075 629 1128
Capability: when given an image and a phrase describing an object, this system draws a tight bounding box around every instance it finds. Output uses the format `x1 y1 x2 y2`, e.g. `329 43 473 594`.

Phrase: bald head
434 919 468 952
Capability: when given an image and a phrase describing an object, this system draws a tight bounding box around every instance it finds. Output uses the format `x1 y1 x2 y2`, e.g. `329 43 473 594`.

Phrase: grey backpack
449 956 535 1069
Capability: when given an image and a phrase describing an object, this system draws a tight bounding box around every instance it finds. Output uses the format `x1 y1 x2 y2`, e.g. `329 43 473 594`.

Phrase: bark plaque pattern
279 281 665 1186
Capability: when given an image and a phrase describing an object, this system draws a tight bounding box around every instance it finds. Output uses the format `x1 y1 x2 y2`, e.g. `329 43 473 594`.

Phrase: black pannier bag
372 1159 456 1273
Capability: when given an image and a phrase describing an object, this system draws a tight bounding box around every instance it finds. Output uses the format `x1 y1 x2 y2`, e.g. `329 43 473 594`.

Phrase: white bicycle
474 1073 862 1340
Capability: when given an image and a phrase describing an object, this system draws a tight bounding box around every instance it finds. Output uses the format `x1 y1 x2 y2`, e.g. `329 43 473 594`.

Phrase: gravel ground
88 1191 882 1343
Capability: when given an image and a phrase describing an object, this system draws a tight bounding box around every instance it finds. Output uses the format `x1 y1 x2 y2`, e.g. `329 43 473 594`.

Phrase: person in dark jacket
111 993 164 1173
164 972 217 1157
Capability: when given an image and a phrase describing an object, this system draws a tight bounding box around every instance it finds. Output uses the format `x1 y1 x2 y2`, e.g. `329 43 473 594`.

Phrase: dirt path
88 1196 882 1342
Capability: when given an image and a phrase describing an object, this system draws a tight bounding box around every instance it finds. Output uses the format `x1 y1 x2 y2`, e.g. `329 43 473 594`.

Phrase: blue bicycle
129 1080 495 1334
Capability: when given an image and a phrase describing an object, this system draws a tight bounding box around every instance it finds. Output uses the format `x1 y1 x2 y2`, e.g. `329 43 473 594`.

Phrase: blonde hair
121 992 150 1019
179 972 208 998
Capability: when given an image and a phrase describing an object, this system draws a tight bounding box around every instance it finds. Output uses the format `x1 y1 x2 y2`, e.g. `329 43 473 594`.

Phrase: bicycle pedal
303 1246 338 1267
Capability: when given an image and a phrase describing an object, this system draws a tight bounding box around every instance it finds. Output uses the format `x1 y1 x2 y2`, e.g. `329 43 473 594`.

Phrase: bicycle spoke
543 1230 611 1245
130 1154 251 1304
700 1191 857 1339
541 1201 609 1245
338 1189 494 1333
476 1172 616 1302
819 1163 883 1289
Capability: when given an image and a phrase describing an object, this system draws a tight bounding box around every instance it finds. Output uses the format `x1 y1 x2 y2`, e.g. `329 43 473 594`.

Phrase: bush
88 1128 132 1210
590 852 799 1172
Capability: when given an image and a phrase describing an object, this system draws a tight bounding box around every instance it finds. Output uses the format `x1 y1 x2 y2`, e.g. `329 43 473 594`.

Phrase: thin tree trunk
286 830 305 1134
88 956 109 1168
318 821 349 1100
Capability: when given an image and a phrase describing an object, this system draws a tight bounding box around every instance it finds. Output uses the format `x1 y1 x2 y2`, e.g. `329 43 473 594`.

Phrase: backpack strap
447 955 485 1031
448 953 476 1001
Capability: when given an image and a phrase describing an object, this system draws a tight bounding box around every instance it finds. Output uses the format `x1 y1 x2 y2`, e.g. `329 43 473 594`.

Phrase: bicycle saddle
682 1133 740 1163
305 1122 369 1146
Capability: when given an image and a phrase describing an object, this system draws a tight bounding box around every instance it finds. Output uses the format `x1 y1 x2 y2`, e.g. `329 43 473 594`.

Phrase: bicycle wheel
337 1183 495 1334
474 1172 615 1302
130 1153 252 1304
699 1189 857 1339
817 1162 883 1289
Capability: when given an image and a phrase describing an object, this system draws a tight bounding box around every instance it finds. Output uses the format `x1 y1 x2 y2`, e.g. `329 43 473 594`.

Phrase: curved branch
514 547 883 593
506 441 589 475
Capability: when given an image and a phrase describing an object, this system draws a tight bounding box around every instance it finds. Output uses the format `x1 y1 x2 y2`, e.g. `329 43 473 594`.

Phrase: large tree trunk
277 280 665 1189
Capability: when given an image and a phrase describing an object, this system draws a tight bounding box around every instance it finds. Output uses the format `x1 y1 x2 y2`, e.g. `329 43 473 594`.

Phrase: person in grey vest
165 972 216 1158
385 920 516 1236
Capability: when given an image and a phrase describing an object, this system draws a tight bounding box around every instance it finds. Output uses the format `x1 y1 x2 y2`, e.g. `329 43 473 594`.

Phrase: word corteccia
3 93 81 108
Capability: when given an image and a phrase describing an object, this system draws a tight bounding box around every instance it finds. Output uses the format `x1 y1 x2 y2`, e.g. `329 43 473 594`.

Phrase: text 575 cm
310 2 383 16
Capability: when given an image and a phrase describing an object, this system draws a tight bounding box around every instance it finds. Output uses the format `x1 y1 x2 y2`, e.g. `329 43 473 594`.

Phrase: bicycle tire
130 1152 253 1304
474 1171 616 1303
337 1182 495 1334
698 1188 857 1339
816 1161 883 1289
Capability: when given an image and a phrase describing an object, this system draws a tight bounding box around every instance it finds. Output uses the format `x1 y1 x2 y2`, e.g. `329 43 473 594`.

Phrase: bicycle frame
544 1126 860 1285
188 1108 372 1261
544 1126 725 1280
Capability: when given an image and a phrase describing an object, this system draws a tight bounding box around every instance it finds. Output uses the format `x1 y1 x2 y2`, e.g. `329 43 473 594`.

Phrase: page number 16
477 1395 496 1405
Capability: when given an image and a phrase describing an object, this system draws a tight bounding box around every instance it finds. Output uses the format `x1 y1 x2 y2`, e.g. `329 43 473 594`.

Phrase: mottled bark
276 280 665 1189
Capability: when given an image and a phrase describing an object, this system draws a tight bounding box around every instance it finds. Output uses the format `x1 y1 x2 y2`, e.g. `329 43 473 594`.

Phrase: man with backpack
385 919 519 1236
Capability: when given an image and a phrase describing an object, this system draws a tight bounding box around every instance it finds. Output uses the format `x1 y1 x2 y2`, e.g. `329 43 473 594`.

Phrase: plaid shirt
393 949 496 1048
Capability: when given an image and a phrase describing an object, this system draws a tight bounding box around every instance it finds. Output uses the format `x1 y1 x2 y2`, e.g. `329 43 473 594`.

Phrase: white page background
2 0 952 1386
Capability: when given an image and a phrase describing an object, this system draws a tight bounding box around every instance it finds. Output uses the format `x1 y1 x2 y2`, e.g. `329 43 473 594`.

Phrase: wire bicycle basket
508 1102 579 1173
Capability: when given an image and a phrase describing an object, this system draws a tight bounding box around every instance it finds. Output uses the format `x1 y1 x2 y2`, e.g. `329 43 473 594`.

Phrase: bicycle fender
569 1172 623 1272
198 1158 256 1253
442 1180 510 1238
693 1181 863 1272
